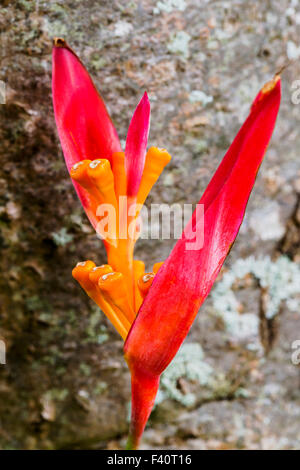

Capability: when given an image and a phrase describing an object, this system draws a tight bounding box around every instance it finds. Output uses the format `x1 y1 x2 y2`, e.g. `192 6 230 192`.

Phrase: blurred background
0 0 300 450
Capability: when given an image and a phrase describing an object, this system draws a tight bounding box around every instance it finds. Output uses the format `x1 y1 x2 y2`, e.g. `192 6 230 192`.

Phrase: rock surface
0 0 300 449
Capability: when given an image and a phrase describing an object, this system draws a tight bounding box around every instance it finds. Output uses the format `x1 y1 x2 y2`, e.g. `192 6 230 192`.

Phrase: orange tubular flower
52 39 281 449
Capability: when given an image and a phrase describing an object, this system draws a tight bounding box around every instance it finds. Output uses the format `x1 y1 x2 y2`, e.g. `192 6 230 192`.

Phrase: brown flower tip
261 74 280 96
53 37 67 48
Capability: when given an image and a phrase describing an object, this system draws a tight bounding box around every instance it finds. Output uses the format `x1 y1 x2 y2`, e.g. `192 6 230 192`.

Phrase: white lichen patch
114 20 133 37
287 40 300 60
156 343 213 407
189 90 213 106
249 201 285 241
212 256 300 342
154 0 187 14
167 31 191 59
51 227 74 246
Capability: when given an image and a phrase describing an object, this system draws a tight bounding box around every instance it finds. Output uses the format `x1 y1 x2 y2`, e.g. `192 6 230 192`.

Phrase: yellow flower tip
138 272 155 298
88 264 113 285
153 261 164 273
72 260 96 290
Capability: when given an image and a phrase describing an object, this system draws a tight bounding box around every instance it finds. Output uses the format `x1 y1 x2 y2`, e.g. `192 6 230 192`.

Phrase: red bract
52 38 281 450
125 92 150 197
124 76 281 448
52 38 121 229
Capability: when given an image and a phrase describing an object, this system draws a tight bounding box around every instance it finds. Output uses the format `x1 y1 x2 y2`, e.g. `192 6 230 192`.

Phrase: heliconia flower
52 38 281 449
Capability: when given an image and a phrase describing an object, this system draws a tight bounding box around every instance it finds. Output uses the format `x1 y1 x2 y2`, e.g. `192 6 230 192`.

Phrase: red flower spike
125 92 151 197
124 76 281 449
52 38 121 166
52 38 121 227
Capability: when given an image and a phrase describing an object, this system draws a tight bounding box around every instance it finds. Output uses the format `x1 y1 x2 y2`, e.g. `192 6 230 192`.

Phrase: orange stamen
72 260 97 291
72 261 129 340
70 160 115 244
89 264 131 335
72 159 119 247
70 160 103 201
133 260 145 312
70 149 170 330
98 272 136 324
137 147 171 211
109 152 136 306
153 261 164 273
88 264 113 285
86 159 118 213
137 272 155 298
111 152 127 200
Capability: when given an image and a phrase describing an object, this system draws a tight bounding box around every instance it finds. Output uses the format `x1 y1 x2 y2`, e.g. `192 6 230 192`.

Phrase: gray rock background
0 0 300 449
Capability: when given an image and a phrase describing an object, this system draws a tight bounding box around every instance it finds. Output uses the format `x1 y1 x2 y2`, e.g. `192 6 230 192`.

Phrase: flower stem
125 364 160 450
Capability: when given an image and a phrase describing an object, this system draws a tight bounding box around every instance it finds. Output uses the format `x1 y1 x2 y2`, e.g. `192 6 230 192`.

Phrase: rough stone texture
0 0 300 449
